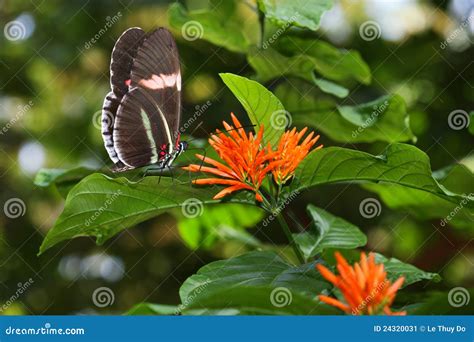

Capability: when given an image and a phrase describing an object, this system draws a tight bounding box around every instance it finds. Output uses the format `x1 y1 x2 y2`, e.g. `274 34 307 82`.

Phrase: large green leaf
34 167 98 197
127 302 239 315
434 163 474 194
168 3 249 53
337 95 414 142
248 48 349 98
294 205 367 260
364 188 472 229
364 164 474 229
179 251 338 314
276 82 415 143
408 290 474 315
220 73 286 146
277 36 371 84
39 174 255 254
35 167 97 187
127 303 179 315
375 254 441 286
290 143 472 211
178 204 264 249
257 0 332 31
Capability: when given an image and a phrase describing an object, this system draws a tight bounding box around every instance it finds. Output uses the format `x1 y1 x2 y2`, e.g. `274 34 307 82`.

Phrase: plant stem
276 212 305 265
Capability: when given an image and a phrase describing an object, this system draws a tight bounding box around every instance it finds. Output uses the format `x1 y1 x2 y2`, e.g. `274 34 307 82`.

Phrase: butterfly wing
112 28 182 168
102 27 146 165
130 28 181 152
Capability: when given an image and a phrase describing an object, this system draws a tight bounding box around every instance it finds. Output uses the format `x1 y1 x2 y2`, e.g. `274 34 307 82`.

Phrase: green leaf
178 204 264 249
248 48 349 98
313 78 349 98
337 95 415 142
278 36 371 84
39 174 255 254
294 205 366 260
126 302 239 315
34 167 97 197
257 0 332 31
168 3 249 53
276 82 415 143
127 303 179 315
290 143 472 211
179 251 338 314
364 164 474 229
375 254 441 286
220 73 286 146
434 164 474 195
408 290 474 315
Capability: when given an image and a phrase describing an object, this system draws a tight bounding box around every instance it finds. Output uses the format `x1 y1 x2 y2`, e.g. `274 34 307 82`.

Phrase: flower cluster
183 113 321 201
316 251 406 315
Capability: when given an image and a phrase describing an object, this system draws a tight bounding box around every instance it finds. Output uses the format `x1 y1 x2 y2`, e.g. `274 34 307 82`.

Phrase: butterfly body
101 27 186 173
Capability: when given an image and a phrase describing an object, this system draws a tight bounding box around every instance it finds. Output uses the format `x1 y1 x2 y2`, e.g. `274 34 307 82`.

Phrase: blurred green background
0 0 473 314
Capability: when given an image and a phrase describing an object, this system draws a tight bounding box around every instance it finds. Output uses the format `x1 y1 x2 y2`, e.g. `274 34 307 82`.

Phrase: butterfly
101 27 187 173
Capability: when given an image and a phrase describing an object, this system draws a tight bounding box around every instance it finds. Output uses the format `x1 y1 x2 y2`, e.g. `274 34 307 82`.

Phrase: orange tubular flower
183 113 322 202
272 127 322 185
183 113 279 202
316 251 406 316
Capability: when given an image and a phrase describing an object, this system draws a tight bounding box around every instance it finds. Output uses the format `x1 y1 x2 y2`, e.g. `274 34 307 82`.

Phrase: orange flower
182 113 279 202
316 251 406 315
183 113 322 202
272 127 322 185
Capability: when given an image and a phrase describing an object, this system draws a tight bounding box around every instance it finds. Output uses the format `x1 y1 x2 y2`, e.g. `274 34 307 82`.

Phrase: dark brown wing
102 27 146 165
113 87 170 168
130 28 181 148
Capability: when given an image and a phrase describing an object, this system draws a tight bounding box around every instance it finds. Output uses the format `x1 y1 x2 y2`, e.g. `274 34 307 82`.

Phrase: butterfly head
178 141 188 153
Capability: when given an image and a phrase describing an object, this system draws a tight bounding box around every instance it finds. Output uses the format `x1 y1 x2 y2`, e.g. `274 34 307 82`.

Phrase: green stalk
259 185 304 264
276 212 305 264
